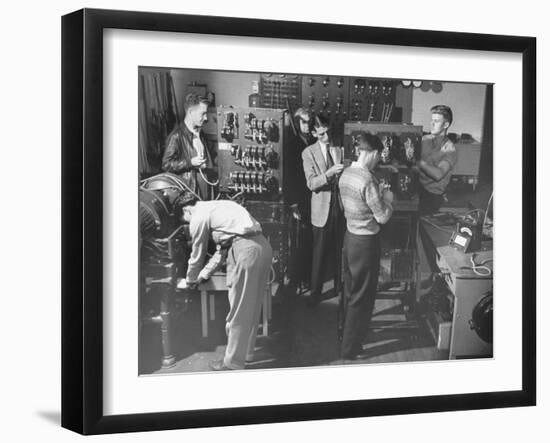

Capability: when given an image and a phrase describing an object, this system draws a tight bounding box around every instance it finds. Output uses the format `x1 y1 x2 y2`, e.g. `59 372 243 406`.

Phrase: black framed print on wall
62 8 536 435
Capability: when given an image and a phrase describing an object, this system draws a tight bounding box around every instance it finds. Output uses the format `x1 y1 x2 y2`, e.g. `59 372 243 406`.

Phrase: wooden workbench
419 211 493 359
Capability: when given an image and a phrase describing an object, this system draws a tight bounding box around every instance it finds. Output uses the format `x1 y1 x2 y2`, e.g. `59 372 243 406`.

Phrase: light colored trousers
224 234 272 369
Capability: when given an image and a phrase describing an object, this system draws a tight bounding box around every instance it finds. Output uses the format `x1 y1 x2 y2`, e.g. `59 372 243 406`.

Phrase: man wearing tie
162 93 216 200
301 115 344 307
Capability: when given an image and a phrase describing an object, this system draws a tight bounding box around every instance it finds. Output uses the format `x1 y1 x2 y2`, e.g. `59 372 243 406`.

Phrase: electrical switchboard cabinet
217 106 293 201
259 73 302 110
301 75 350 145
344 122 423 200
348 78 399 122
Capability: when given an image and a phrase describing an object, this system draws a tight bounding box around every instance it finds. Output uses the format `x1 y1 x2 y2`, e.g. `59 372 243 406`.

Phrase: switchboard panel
301 75 350 145
243 201 292 286
349 78 399 122
217 106 289 200
259 73 302 109
344 122 423 200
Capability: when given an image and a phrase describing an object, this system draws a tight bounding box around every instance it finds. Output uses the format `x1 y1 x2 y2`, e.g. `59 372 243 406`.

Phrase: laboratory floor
140 283 446 375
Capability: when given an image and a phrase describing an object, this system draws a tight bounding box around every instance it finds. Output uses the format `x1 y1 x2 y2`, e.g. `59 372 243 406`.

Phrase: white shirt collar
185 120 200 137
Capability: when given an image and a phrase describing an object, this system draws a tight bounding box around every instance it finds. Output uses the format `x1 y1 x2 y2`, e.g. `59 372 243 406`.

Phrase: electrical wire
482 190 494 233
464 209 483 218
199 168 220 186
467 255 493 277
230 191 244 200
140 173 202 201
267 264 276 284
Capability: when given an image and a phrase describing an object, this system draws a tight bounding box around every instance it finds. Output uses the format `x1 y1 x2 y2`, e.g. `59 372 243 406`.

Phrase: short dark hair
176 191 198 208
355 131 383 152
430 105 453 126
312 113 330 130
183 93 210 112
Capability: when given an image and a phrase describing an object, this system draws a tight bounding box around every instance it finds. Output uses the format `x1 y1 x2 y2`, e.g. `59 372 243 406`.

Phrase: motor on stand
140 172 198 277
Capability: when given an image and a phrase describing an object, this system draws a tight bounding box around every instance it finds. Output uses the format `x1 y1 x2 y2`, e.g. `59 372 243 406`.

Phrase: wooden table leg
201 290 208 338
209 293 216 321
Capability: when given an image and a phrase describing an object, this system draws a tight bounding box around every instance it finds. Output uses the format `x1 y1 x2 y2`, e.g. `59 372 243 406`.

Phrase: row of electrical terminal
307 93 345 110
230 144 278 170
228 171 277 194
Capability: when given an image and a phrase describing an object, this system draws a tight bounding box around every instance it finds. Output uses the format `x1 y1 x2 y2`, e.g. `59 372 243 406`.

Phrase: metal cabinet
452 142 482 189
436 245 493 359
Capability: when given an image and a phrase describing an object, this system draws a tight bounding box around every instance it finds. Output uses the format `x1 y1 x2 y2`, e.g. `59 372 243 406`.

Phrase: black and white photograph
56 4 537 437
138 67 494 375
3 0 547 441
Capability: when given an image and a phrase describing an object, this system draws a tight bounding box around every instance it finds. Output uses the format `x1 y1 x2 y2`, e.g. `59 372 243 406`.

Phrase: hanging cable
230 191 244 201
140 173 202 201
468 255 493 277
267 264 276 284
199 168 220 186
482 190 494 232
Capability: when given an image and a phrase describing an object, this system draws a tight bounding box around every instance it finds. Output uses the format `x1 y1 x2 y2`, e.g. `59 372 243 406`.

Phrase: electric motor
469 291 493 344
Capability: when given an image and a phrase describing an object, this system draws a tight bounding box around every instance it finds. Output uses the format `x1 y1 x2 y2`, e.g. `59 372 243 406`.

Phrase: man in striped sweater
338 132 394 360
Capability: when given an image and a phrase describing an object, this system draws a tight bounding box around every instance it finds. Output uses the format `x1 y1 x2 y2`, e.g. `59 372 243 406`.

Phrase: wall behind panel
169 70 486 142
171 69 416 124
171 68 259 115
411 83 487 141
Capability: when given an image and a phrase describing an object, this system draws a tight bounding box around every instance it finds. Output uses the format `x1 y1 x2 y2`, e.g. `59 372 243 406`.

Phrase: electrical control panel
344 122 423 200
217 106 289 199
301 75 350 146
243 201 292 285
257 74 404 146
259 73 302 109
349 78 399 122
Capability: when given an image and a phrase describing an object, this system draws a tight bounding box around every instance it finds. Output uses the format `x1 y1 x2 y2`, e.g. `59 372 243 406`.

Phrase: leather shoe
208 359 233 371
341 347 367 361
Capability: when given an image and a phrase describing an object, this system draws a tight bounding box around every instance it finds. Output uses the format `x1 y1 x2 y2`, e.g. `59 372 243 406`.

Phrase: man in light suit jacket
301 115 344 307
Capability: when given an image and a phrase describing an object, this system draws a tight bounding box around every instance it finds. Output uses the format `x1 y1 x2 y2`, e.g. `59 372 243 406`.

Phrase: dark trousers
311 224 335 299
418 186 444 215
311 210 342 298
341 231 381 358
289 221 312 290
311 191 343 300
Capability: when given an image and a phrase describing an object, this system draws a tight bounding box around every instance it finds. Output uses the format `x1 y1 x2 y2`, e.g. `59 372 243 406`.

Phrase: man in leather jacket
162 93 216 200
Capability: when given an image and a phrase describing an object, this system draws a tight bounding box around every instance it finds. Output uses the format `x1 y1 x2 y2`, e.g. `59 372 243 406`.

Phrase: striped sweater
338 163 393 235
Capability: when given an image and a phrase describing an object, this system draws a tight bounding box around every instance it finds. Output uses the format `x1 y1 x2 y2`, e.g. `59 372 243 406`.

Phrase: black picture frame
61 8 536 435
